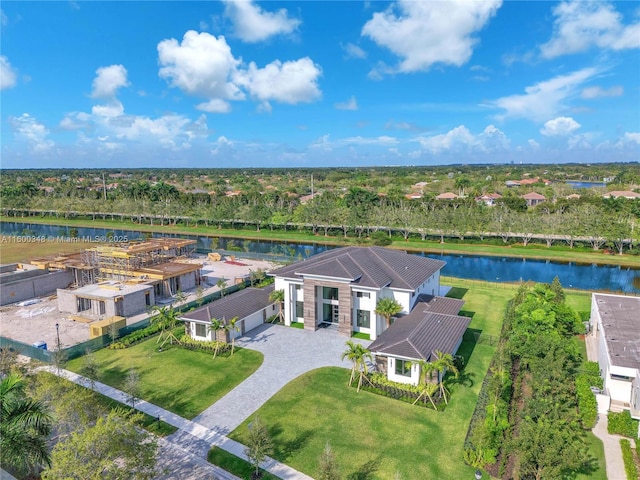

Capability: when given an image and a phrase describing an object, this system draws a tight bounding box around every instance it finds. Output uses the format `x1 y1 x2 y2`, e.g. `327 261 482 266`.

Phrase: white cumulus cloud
0 55 17 90
223 0 300 43
415 124 509 154
91 64 129 99
234 57 321 104
91 101 125 118
540 116 582 136
158 31 244 109
335 96 358 111
540 1 640 58
9 113 54 151
490 67 598 122
342 42 367 59
362 0 502 73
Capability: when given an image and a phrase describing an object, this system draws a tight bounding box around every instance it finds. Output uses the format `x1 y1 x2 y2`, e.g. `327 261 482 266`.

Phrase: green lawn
208 448 280 480
66 338 263 419
576 432 607 480
225 280 505 480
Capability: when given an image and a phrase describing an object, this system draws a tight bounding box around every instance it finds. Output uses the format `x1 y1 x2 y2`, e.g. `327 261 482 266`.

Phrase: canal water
2 222 638 293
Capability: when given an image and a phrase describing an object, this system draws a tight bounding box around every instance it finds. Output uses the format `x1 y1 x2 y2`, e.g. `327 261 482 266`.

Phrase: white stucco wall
386 357 420 385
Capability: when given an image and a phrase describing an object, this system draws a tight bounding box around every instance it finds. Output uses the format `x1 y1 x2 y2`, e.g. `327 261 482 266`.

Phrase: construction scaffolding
29 238 198 286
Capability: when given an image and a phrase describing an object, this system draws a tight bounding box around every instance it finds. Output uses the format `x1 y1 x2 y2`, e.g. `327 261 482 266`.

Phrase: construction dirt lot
0 255 281 350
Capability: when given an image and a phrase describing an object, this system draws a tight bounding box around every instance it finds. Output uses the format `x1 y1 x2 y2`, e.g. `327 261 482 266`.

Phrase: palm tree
150 305 181 348
0 373 53 475
269 289 285 323
341 340 373 392
227 317 240 356
216 278 228 297
375 298 403 328
432 350 459 404
207 318 225 358
411 359 438 409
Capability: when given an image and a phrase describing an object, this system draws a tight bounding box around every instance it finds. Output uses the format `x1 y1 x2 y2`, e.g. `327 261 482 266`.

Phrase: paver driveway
192 323 371 434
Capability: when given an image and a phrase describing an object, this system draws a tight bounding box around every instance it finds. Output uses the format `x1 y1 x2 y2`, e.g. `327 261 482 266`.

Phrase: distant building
476 193 502 206
435 192 459 200
522 192 546 207
603 191 640 199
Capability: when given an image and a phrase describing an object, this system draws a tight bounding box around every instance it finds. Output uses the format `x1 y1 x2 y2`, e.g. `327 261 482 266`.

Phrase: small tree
174 290 187 306
150 306 181 348
375 297 403 328
269 289 285 323
195 286 205 307
79 349 100 390
244 416 273 479
123 368 141 409
207 318 225 359
227 317 240 356
318 442 340 480
216 278 228 297
107 319 120 344
341 340 373 392
433 350 459 404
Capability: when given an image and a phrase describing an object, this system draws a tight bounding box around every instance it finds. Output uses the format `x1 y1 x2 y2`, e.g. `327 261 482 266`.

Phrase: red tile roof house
269 247 470 386
476 193 502 206
435 192 459 200
603 190 640 199
522 192 546 207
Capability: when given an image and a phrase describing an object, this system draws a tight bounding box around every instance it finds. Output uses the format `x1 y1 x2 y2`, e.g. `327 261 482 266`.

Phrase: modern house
270 247 446 340
589 293 640 419
181 285 277 342
368 295 470 385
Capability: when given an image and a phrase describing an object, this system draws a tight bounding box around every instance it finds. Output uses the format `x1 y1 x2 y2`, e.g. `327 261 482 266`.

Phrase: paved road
191 323 371 434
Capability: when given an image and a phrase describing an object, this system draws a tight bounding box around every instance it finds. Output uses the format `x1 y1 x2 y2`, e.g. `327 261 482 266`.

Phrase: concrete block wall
1 270 73 306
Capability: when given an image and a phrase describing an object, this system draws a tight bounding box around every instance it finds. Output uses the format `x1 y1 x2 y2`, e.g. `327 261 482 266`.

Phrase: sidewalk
592 413 629 480
45 367 313 480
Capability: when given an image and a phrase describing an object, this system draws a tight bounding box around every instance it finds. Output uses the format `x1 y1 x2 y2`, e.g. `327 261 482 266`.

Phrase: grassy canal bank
2 215 639 268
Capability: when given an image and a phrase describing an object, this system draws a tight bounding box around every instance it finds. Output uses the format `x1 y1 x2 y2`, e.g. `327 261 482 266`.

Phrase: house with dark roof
589 293 640 420
180 285 277 342
368 295 470 385
270 247 446 339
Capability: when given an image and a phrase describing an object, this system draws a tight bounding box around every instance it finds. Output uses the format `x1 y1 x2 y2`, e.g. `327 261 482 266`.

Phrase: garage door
243 310 264 334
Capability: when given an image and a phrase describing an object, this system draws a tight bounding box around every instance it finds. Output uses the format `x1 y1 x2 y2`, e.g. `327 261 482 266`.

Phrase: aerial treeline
464 280 598 479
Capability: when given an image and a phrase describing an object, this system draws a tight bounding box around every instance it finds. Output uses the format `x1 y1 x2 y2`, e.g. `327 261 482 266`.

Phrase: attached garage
181 285 276 342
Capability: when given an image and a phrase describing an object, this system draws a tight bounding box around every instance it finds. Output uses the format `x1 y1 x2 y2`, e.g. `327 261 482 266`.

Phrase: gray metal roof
594 294 640 370
270 247 445 291
181 284 275 324
369 296 470 361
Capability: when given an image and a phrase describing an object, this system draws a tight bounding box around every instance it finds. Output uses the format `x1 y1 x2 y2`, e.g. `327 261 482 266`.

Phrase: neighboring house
368 295 470 385
476 193 502 206
435 192 459 200
522 192 546 207
57 281 154 319
270 247 445 340
181 285 277 342
603 190 640 199
566 193 581 200
589 293 640 419
405 192 423 200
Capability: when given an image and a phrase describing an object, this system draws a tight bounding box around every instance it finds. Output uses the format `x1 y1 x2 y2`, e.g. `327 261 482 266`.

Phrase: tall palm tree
0 373 53 475
226 317 240 356
432 350 459 404
375 298 403 328
269 289 285 323
411 359 438 409
207 318 225 358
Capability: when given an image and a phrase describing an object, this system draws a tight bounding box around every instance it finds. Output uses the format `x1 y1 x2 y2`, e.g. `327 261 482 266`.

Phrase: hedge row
177 335 232 355
620 439 638 480
357 373 443 410
608 411 640 438
575 361 603 429
107 322 164 349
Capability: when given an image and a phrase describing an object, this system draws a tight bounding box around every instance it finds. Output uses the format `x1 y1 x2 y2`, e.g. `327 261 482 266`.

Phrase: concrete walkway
45 367 313 480
193 323 370 433
592 414 630 480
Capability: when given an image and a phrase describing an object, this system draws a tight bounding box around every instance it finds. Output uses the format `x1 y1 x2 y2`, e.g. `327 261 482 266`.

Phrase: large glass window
295 301 304 319
322 287 339 300
395 359 411 377
356 291 370 299
356 309 370 328
195 323 207 337
323 304 333 322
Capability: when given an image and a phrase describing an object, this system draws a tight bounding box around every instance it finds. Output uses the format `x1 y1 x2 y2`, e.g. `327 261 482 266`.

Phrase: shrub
575 374 598 428
370 231 392 246
620 439 638 480
608 411 640 438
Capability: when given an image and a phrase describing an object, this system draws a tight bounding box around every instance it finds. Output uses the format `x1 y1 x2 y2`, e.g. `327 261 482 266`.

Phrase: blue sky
1 0 639 168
